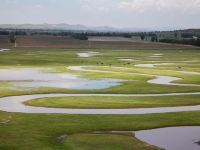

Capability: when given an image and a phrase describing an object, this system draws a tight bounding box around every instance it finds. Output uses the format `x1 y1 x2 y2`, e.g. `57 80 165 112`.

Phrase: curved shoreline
67 66 200 87
135 126 200 150
0 92 200 114
135 63 200 75
0 66 199 114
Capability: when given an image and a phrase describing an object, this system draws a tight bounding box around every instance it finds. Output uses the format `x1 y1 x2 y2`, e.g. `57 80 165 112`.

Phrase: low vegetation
64 133 160 150
159 39 200 47
1 111 200 149
25 95 200 109
0 47 199 149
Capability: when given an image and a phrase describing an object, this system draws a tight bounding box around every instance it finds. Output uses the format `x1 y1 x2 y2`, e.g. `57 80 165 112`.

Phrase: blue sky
0 0 200 28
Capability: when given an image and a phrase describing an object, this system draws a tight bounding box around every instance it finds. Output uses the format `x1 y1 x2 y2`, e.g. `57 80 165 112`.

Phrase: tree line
1 29 199 46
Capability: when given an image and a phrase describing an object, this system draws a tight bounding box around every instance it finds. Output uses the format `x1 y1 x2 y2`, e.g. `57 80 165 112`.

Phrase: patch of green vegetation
1 111 200 149
0 82 12 88
85 66 200 84
64 133 160 150
0 48 200 149
25 95 200 109
0 48 199 97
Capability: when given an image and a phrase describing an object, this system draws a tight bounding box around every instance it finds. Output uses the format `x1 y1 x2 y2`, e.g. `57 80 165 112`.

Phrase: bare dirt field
88 36 142 42
0 35 198 50
0 36 12 48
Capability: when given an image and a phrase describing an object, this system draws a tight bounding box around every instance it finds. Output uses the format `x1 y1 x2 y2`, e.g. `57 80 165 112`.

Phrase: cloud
0 0 199 28
118 0 200 13
80 0 115 12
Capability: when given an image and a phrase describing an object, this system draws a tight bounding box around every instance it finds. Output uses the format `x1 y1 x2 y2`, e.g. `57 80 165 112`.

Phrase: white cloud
118 0 200 13
0 0 199 28
80 0 114 12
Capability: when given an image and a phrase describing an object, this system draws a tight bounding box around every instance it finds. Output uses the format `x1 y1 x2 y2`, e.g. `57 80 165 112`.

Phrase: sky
0 0 200 29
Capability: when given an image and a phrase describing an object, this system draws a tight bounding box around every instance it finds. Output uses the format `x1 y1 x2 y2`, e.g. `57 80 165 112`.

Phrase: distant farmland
0 35 197 50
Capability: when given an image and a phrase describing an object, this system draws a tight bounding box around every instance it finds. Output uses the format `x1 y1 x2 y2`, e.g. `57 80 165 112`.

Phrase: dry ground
0 35 198 49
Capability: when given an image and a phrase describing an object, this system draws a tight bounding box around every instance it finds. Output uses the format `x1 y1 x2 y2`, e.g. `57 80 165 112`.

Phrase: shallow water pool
135 126 200 150
0 68 121 89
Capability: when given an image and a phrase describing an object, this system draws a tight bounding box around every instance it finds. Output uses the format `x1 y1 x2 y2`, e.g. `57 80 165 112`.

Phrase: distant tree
151 36 157 42
9 32 16 43
174 32 178 39
123 33 132 38
140 35 145 40
181 33 194 38
15 31 26 35
159 38 200 47
72 33 88 40
0 31 9 35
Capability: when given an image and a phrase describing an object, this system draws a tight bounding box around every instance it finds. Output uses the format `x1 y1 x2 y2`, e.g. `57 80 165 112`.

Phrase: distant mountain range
0 23 185 32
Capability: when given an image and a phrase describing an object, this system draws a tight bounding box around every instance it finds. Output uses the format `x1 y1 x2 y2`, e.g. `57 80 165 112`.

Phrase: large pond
0 68 121 89
135 126 200 150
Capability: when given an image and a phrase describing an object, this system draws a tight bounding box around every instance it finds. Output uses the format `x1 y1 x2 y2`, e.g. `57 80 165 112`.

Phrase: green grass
0 82 11 88
0 48 200 149
85 66 200 84
0 48 200 96
25 95 200 109
64 133 160 150
1 111 200 149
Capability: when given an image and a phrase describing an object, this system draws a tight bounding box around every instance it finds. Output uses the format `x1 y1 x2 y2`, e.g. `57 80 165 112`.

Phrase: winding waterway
0 93 200 114
67 66 200 87
0 66 199 114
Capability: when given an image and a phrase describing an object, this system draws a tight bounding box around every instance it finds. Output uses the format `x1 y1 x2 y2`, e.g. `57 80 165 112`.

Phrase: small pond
77 52 99 58
135 126 200 150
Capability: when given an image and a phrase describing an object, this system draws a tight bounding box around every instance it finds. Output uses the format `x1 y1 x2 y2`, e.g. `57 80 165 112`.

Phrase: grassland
25 95 200 109
0 48 200 97
64 133 159 150
0 47 200 149
1 111 200 149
